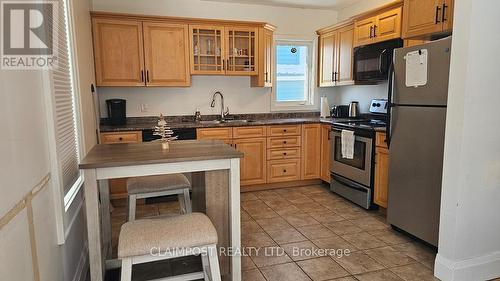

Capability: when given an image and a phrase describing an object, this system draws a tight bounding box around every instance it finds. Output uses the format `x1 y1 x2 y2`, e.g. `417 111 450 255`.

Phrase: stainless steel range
330 99 387 209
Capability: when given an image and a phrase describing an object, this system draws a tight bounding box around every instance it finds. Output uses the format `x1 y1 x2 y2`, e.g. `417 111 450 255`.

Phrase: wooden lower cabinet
320 124 331 183
374 132 389 208
100 131 143 199
233 138 267 186
301 124 321 180
267 159 301 183
198 124 327 188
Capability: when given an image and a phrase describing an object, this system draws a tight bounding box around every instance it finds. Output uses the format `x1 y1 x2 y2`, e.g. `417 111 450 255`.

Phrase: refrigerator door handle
386 62 395 147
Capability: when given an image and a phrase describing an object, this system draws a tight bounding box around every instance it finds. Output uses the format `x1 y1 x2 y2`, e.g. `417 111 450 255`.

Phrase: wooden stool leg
183 188 192 214
120 258 132 281
178 193 186 214
128 195 137 221
201 253 210 281
207 245 221 281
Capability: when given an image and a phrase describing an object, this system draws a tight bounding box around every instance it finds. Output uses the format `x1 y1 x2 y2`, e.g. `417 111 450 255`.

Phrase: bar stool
126 174 192 221
118 213 221 281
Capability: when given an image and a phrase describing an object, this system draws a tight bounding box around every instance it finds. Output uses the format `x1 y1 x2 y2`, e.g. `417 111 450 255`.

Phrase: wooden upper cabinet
318 23 354 87
263 29 274 87
402 0 454 39
189 25 226 75
336 25 354 85
375 7 402 42
252 27 274 87
190 25 259 76
354 17 376 47
318 32 336 87
234 137 267 186
354 5 402 47
301 124 321 180
143 22 190 87
92 18 145 86
226 27 258 75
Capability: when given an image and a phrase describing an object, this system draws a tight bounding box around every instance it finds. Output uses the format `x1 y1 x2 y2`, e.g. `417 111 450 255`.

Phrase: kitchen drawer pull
119 137 123 141
442 3 448 22
283 129 287 132
283 152 287 155
283 141 287 144
435 6 442 24
283 169 287 173
373 25 377 37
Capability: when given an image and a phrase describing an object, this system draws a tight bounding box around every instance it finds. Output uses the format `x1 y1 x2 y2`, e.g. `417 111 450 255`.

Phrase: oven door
330 129 373 186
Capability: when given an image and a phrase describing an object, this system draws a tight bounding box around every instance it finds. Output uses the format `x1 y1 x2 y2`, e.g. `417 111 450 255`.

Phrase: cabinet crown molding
90 11 276 29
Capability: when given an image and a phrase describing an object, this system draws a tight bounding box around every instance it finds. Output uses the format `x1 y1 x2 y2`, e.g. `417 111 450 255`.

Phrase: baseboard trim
73 242 89 281
241 179 323 192
435 251 500 281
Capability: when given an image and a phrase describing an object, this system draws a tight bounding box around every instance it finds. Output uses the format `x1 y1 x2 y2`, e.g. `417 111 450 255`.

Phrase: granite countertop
99 113 337 132
99 117 336 132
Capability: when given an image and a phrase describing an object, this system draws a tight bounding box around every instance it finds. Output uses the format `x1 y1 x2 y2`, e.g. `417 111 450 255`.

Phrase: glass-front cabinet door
189 25 225 75
225 27 258 75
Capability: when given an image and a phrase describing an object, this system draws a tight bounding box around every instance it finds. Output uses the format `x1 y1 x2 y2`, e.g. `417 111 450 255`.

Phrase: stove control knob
376 103 381 107
372 103 376 107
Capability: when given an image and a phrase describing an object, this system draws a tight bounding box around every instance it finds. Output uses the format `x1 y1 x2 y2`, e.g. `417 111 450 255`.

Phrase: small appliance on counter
106 99 126 125
348 101 359 118
320 96 330 118
330 105 350 118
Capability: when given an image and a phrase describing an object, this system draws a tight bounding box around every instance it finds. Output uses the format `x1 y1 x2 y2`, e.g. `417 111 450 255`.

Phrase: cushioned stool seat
118 213 221 281
126 174 192 221
118 213 218 258
127 174 190 195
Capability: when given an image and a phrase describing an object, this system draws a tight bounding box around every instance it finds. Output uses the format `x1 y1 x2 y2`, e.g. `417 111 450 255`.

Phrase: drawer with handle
267 136 301 148
267 125 301 136
197 128 232 140
267 159 301 183
267 147 300 160
232 126 267 139
100 131 142 144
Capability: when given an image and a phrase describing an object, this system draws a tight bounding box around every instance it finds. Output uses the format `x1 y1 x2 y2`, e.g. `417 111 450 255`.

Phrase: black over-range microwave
353 38 403 83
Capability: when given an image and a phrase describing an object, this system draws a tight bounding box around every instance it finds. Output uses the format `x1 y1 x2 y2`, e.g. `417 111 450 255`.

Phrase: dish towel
341 130 355 159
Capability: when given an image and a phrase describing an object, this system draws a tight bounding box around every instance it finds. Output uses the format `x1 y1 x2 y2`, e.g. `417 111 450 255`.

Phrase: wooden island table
79 140 243 281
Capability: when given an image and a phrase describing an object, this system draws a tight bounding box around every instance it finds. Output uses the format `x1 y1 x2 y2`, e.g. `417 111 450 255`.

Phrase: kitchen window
272 38 316 111
43 0 83 243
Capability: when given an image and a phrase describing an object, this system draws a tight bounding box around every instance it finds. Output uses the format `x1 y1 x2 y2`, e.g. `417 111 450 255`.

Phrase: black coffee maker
106 99 126 125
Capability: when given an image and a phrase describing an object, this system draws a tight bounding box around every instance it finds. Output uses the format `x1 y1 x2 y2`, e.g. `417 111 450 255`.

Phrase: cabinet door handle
442 3 448 22
265 72 268 82
146 70 150 83
234 143 237 149
369 26 373 38
435 6 442 24
140 70 144 82
334 72 338 82
222 59 225 71
373 25 377 37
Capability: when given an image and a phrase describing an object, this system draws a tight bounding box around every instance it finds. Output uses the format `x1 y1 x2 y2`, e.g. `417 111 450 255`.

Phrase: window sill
271 103 319 112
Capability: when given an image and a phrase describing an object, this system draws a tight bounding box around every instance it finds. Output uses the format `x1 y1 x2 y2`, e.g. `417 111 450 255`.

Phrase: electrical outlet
140 103 148 112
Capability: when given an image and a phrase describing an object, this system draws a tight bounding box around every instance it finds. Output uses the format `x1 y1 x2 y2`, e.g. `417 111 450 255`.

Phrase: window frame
42 0 84 244
271 36 318 111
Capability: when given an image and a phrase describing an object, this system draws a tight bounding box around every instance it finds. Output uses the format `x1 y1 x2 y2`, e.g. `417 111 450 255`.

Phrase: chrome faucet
210 91 229 121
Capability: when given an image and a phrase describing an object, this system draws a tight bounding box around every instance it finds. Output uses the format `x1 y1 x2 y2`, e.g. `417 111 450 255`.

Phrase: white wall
324 0 395 112
92 0 338 117
0 0 95 281
435 0 500 280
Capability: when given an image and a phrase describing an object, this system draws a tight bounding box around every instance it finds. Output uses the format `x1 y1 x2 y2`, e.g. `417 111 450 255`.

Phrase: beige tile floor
107 184 441 281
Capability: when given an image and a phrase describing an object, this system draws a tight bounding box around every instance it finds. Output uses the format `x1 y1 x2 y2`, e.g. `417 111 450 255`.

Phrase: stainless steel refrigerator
386 37 452 247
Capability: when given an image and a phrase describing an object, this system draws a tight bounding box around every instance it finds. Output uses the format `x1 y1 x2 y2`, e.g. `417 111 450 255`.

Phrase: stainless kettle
349 101 359 118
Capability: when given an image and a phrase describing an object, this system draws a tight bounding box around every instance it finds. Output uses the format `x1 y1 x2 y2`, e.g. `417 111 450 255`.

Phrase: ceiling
201 0 360 10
